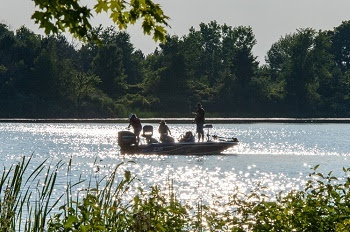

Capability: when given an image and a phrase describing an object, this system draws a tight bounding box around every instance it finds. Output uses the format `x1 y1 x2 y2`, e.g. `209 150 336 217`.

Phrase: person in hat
192 103 205 142
158 120 173 143
128 114 142 144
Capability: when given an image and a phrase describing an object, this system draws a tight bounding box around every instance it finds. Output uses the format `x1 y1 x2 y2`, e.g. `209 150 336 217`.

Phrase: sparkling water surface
1 122 350 207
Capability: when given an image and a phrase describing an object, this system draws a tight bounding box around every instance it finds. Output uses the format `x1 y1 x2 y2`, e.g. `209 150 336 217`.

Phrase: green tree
332 20 350 73
42 35 78 62
181 27 214 106
311 31 347 116
198 21 222 86
30 49 60 116
64 72 101 115
100 28 144 85
266 29 323 114
15 27 41 67
220 25 258 111
156 35 187 112
92 44 126 97
182 27 203 81
0 24 17 68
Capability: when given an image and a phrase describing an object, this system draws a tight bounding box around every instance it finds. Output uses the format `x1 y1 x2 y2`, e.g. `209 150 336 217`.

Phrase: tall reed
0 156 191 231
0 156 63 231
47 160 189 231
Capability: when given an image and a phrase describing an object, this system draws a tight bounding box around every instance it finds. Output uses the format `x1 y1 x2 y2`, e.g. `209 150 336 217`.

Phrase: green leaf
95 1 109 13
156 223 166 231
125 170 131 181
64 215 78 229
317 173 324 178
134 195 140 205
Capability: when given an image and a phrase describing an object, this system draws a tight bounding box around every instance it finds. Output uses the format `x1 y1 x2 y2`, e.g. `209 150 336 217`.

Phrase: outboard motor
118 131 137 149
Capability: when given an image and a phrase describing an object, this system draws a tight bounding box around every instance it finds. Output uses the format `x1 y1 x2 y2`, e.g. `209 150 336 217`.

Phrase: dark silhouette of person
128 114 142 144
158 120 173 143
192 103 205 142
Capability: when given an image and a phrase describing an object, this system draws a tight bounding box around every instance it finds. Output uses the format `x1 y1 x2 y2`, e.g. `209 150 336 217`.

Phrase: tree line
1 20 350 118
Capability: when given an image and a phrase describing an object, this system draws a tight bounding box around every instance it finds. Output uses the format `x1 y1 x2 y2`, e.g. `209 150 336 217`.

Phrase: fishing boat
118 125 239 155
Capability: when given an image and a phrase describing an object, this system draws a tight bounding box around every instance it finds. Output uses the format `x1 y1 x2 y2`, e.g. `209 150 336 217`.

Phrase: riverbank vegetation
2 157 350 231
1 20 350 118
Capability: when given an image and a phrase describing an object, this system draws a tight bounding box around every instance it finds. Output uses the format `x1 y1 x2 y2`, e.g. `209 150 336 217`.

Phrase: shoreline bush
1 157 350 231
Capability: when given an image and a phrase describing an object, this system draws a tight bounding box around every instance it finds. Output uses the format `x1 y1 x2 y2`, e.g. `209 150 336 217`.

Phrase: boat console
204 124 213 141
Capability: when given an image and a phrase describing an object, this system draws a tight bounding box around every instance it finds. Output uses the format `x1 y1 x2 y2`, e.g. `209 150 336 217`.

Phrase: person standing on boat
192 103 205 142
128 114 142 144
158 120 173 143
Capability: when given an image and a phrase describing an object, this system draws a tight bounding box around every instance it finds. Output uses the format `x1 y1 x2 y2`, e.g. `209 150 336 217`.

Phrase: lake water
1 122 350 208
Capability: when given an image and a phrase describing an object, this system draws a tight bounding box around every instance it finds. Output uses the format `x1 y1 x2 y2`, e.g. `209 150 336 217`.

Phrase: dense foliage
2 157 350 231
31 0 169 42
1 20 350 118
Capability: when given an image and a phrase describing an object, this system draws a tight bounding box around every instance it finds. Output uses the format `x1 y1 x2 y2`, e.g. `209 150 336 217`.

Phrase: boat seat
142 125 159 143
142 125 153 138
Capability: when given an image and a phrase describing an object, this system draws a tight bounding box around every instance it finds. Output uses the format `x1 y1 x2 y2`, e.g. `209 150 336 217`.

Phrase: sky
1 0 350 63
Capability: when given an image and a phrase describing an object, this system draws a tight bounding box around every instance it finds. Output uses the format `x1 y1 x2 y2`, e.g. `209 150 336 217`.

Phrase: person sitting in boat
158 120 174 143
128 114 142 144
179 131 195 143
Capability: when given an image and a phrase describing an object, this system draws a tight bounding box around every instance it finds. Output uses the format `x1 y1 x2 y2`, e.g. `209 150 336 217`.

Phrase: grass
2 157 350 231
0 156 63 231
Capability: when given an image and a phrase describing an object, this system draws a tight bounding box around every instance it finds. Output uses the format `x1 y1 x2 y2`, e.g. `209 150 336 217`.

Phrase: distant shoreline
1 118 350 123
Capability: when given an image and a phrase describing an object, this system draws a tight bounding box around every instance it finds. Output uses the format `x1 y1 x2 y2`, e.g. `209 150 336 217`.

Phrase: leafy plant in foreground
3 156 350 231
199 165 350 232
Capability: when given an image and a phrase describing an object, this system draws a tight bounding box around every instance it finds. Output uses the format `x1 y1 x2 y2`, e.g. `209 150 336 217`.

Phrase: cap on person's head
129 113 135 119
197 103 202 107
160 119 166 124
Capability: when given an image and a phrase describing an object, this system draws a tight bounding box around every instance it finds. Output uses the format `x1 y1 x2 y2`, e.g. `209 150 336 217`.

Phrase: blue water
1 122 350 207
